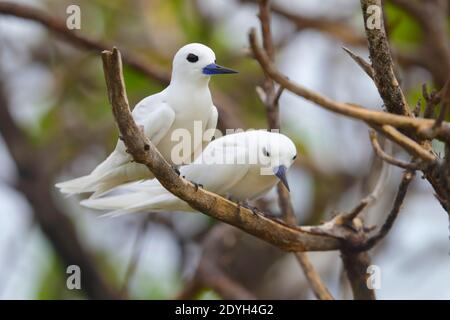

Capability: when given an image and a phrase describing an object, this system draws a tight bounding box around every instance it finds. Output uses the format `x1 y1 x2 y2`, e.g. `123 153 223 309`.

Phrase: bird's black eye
263 148 270 157
187 53 199 63
293 154 297 160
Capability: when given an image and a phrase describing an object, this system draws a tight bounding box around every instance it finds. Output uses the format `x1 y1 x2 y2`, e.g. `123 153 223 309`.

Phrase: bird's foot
189 180 203 191
237 201 261 217
172 166 180 176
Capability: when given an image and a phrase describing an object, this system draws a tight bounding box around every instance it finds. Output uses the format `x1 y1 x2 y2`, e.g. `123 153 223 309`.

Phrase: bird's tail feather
55 174 100 195
80 179 192 215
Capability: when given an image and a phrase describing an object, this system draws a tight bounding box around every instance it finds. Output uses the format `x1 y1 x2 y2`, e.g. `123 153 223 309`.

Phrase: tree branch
248 29 450 142
355 170 415 252
255 0 334 300
360 0 411 116
369 130 422 170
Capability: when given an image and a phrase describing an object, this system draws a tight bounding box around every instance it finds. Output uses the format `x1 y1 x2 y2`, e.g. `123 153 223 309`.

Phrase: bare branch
0 1 244 130
343 146 391 222
342 47 375 79
360 0 411 116
355 170 415 251
248 28 450 142
377 125 436 163
255 1 334 300
369 130 423 170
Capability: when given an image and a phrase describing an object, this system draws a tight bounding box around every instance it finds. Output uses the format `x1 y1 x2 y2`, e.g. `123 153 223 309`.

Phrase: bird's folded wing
135 102 176 146
180 143 249 196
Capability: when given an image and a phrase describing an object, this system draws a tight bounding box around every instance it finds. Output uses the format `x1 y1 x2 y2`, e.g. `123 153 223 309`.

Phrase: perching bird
80 130 297 216
56 43 237 198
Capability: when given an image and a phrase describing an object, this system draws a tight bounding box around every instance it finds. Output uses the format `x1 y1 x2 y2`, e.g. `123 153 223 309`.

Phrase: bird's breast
156 94 215 165
227 166 279 201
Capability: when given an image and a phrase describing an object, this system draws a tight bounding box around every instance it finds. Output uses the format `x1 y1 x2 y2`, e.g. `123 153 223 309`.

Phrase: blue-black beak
274 165 290 192
203 63 238 75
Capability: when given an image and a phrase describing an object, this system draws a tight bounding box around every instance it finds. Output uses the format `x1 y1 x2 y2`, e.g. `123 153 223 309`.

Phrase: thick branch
376 125 436 163
361 0 411 116
0 73 120 299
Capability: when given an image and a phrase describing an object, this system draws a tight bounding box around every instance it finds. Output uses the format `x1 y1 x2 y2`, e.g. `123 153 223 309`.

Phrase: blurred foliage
36 252 85 299
385 2 423 49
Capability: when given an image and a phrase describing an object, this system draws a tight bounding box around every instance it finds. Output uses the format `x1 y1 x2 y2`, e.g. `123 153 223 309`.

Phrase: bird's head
257 132 297 191
171 43 237 83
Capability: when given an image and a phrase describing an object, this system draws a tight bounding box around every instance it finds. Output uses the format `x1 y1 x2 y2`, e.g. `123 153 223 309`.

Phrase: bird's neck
169 74 210 89
167 77 211 99
166 77 213 111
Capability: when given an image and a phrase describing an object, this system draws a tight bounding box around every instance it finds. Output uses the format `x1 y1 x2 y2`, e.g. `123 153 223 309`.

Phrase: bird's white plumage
80 131 297 216
56 43 227 198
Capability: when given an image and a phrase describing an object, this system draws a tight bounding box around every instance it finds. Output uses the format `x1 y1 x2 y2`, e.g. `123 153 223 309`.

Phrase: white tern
56 43 237 197
81 131 297 216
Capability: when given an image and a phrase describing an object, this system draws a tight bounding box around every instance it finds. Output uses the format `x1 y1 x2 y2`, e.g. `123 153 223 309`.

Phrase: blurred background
0 0 449 299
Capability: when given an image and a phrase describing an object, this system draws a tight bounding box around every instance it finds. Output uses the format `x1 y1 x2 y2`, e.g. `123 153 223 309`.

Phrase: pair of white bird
56 43 297 215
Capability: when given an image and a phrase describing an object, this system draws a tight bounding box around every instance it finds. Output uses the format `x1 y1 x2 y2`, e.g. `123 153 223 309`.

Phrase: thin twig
255 0 334 300
369 130 422 170
342 47 375 79
355 170 415 252
340 250 375 300
360 0 411 116
248 29 450 142
377 125 436 163
343 145 391 222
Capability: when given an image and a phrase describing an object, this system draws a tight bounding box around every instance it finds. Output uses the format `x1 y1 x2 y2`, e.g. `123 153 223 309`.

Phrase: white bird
56 43 237 198
80 131 297 216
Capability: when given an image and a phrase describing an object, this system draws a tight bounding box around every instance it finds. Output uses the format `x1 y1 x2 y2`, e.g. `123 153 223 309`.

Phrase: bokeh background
0 0 449 299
